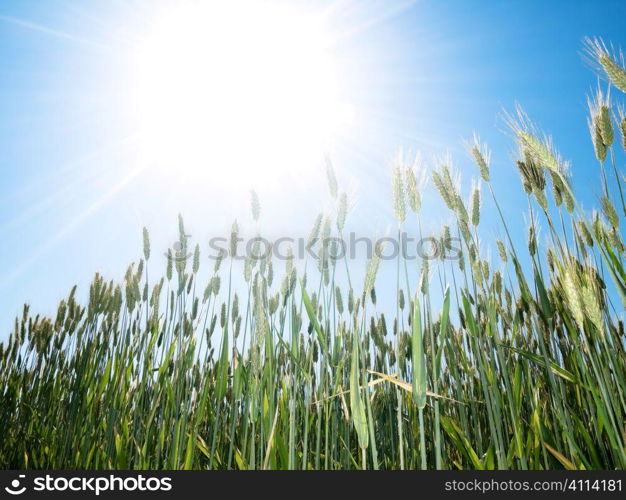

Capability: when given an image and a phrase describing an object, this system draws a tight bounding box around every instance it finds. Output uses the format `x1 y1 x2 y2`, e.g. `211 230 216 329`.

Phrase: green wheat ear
325 153 338 199
392 163 406 223
142 227 150 261
618 105 626 151
587 86 614 162
585 37 626 93
405 167 420 213
250 190 261 222
363 241 383 297
470 182 481 227
337 192 348 232
470 134 491 182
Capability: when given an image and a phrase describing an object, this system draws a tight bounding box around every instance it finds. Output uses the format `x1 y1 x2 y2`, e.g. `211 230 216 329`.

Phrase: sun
131 1 351 188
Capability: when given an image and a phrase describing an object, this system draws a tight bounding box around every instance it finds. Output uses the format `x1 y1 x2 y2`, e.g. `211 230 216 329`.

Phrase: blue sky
1 0 625 340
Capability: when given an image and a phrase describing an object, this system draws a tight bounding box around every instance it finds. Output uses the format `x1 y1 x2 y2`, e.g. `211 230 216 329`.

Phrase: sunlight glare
132 1 351 188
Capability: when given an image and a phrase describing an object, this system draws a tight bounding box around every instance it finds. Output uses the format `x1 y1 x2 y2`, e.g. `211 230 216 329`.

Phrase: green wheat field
2 38 626 470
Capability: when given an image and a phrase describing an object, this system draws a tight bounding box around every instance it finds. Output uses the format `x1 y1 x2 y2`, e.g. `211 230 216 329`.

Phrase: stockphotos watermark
3 473 172 496
164 232 463 263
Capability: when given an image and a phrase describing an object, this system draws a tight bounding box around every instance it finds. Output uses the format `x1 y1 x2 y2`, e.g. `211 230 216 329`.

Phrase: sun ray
128 1 353 190
0 13 106 49
0 133 143 232
0 163 145 289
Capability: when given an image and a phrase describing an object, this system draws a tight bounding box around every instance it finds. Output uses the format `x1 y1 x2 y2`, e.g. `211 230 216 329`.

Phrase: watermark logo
2 474 172 496
205 232 462 262
164 234 193 263
4 475 26 495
